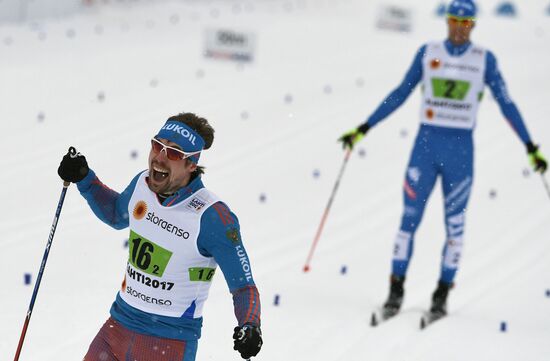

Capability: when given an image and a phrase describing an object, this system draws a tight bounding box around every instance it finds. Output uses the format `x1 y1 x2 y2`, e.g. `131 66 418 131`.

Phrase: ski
419 311 446 329
370 307 400 327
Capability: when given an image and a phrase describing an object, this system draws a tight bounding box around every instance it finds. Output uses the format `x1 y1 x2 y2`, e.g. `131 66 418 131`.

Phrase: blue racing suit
364 40 532 284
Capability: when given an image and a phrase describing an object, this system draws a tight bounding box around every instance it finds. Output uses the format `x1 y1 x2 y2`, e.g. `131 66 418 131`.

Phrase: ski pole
303 148 352 272
541 174 550 200
13 180 70 361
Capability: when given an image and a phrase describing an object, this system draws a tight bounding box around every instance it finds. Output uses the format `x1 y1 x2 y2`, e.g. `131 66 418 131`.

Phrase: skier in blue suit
339 0 547 319
58 113 262 360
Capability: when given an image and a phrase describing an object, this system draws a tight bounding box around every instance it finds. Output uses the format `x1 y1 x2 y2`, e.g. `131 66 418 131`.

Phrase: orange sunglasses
447 15 475 27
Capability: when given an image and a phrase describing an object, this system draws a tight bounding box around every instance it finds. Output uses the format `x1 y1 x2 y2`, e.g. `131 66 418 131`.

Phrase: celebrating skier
58 113 262 360
339 0 547 324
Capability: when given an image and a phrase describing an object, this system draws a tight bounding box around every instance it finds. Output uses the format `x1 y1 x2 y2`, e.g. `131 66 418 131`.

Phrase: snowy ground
1 0 550 360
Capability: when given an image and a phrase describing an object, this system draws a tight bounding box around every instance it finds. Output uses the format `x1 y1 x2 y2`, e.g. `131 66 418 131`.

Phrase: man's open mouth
152 165 169 182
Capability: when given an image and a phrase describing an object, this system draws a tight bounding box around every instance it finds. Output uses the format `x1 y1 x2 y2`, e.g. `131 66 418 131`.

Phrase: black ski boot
429 281 452 317
382 275 405 319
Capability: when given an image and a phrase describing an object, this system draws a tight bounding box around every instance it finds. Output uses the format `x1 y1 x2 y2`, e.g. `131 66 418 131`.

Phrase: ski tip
420 317 426 330
303 265 310 273
370 313 378 327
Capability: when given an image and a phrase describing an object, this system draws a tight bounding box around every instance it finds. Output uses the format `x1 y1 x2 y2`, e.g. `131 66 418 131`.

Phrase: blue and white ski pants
392 124 474 284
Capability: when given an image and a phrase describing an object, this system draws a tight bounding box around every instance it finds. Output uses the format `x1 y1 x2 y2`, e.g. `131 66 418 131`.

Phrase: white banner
204 28 256 62
0 0 83 22
376 5 413 33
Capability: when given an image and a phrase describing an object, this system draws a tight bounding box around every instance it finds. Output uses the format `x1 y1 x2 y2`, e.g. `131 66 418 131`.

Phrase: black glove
338 123 370 150
58 146 89 183
233 325 262 359
526 142 548 174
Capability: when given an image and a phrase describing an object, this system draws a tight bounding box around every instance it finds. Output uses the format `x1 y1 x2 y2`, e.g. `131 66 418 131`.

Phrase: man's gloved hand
58 146 89 183
526 142 548 174
233 325 262 359
338 123 370 150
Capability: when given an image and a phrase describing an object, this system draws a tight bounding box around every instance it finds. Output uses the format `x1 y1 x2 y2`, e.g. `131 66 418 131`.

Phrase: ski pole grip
68 146 78 158
64 146 77 187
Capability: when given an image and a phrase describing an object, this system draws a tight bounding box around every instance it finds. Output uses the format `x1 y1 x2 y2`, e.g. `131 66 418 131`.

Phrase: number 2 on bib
431 77 470 100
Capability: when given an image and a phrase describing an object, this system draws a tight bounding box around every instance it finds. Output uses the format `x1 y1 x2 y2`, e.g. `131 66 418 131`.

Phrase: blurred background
1 0 549 360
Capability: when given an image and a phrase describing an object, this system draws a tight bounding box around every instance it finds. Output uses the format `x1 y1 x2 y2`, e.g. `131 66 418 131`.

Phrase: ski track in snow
1 0 550 360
